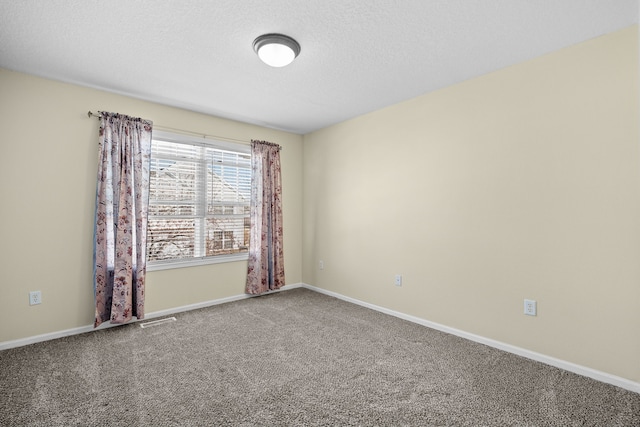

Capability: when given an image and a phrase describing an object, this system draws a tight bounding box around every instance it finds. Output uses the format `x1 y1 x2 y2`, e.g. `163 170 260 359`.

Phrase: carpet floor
1 287 638 426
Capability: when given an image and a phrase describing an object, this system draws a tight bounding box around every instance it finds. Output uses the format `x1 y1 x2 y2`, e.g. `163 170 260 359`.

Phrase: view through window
147 132 251 266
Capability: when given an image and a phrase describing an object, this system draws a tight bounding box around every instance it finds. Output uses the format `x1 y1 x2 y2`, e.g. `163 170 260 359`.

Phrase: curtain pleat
246 140 285 295
93 112 152 327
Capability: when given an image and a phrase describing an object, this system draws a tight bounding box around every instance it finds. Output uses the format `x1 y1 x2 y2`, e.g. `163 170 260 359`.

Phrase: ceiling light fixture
253 33 300 68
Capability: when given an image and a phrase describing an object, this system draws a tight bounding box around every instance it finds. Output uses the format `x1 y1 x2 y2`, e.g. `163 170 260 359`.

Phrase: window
146 131 251 269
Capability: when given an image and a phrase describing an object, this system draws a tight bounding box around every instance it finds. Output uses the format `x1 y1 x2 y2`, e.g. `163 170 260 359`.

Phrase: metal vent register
139 317 177 328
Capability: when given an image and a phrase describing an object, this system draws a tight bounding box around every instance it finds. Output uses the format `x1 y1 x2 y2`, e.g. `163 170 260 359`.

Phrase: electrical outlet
29 291 42 306
319 260 324 270
524 299 536 316
394 274 402 287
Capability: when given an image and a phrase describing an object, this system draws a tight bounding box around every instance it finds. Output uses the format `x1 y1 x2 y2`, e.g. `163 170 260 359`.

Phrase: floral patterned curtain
94 112 152 327
246 140 285 294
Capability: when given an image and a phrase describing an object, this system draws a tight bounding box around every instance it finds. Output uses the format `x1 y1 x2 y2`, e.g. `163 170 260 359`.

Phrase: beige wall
303 26 640 382
0 69 303 342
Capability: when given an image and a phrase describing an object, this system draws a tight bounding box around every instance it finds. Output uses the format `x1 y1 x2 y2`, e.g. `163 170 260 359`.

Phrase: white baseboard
0 283 303 352
301 283 640 395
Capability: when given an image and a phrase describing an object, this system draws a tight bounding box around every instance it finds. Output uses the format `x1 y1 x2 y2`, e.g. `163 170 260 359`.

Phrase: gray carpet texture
1 287 638 426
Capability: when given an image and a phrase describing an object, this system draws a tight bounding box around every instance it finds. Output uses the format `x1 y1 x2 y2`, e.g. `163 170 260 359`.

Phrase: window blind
147 135 251 264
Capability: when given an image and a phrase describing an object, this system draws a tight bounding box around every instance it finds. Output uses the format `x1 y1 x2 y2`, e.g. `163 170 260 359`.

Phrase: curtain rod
87 110 254 146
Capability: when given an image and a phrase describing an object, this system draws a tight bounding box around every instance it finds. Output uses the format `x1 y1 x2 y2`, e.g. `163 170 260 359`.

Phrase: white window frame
146 130 251 271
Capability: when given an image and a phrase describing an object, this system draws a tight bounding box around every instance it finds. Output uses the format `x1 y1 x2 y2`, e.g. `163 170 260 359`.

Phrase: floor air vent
140 317 177 328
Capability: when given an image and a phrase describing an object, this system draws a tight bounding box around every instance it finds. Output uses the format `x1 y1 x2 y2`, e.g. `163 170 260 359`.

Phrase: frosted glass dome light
253 34 301 67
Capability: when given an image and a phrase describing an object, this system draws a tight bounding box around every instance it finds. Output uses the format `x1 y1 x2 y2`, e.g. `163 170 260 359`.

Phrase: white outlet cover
524 299 537 316
29 291 42 305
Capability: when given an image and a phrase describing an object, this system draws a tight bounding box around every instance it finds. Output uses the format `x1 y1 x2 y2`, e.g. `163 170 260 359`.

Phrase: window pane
147 218 195 261
208 166 250 203
153 140 200 159
205 217 249 256
149 204 196 216
207 205 247 215
149 159 198 202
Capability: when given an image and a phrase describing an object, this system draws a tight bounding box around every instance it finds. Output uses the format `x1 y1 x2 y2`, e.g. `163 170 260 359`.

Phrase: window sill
147 253 249 271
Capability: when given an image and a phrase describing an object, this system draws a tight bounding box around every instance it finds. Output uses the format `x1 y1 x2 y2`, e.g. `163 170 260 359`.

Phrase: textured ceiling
0 1 637 134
